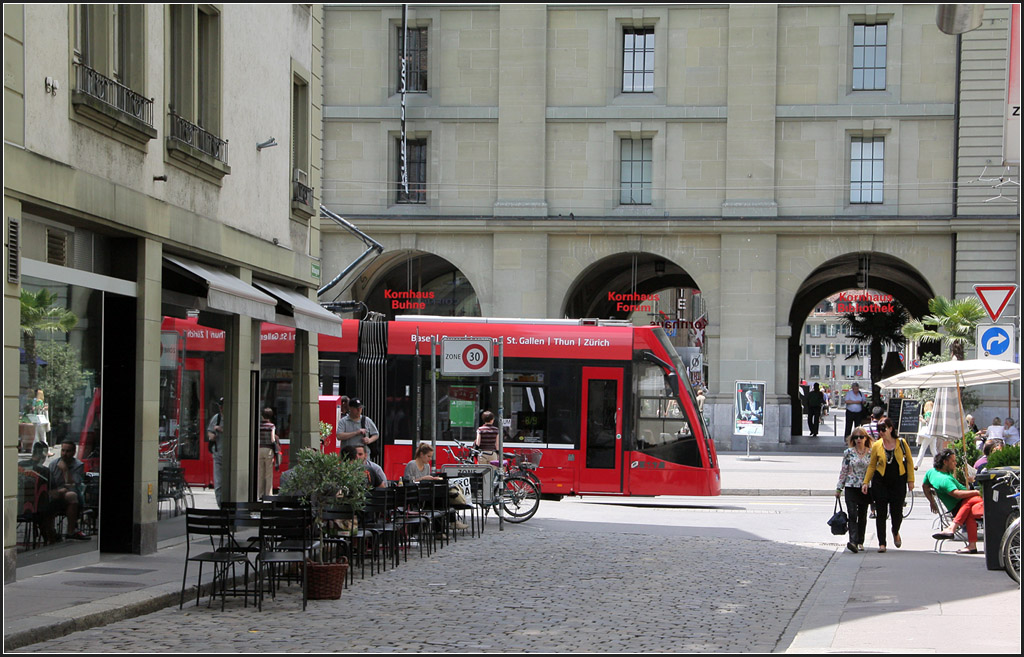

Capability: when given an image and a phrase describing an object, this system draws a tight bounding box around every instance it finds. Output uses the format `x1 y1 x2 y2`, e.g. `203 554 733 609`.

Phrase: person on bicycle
475 410 499 466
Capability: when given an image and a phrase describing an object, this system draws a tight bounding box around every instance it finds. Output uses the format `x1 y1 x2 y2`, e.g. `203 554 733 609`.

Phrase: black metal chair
180 508 252 610
361 487 399 571
256 507 313 611
391 484 428 561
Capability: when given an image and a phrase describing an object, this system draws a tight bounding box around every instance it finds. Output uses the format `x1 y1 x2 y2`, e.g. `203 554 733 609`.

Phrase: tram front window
636 362 702 467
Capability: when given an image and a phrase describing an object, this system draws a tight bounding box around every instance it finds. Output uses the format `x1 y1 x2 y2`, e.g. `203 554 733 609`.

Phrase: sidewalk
4 453 1019 652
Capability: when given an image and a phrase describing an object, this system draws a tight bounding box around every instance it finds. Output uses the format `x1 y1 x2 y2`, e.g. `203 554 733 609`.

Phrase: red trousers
953 496 984 544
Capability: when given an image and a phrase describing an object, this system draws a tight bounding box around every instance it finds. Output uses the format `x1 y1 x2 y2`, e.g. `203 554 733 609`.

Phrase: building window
826 324 838 337
622 28 654 93
809 344 822 358
397 138 427 204
810 324 821 337
168 5 227 168
620 138 652 205
859 345 870 357
71 5 153 134
291 74 312 211
397 26 428 93
852 23 887 91
851 137 884 204
810 365 821 379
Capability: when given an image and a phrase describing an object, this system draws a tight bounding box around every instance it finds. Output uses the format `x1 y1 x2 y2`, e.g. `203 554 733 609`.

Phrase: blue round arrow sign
981 326 1010 356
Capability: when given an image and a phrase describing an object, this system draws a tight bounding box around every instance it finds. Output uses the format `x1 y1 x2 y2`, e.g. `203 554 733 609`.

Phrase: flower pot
307 558 348 600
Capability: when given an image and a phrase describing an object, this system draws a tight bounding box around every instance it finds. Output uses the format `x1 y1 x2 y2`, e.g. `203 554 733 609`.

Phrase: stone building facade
4 4 327 579
319 4 1019 448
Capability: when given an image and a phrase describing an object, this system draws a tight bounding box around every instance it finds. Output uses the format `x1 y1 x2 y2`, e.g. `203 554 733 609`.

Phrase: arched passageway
787 252 937 435
354 251 481 320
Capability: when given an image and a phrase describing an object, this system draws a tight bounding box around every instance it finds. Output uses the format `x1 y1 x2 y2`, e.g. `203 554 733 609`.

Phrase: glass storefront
16 276 104 566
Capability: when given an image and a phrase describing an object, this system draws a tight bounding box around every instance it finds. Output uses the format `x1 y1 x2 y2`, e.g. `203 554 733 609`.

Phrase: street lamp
827 343 837 404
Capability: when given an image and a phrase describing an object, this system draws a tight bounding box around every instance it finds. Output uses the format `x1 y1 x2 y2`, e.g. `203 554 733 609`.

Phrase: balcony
166 109 231 180
71 62 157 143
291 170 314 217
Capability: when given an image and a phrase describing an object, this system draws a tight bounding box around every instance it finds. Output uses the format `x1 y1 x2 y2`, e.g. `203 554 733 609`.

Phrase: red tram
159 315 720 498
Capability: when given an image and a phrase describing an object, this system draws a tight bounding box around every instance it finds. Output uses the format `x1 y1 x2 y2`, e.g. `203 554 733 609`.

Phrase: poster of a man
735 382 766 436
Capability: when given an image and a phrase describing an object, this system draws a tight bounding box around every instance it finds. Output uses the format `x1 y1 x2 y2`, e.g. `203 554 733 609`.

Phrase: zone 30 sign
441 338 494 376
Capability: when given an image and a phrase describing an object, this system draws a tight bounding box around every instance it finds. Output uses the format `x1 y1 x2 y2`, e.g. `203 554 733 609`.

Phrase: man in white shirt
1003 418 1020 446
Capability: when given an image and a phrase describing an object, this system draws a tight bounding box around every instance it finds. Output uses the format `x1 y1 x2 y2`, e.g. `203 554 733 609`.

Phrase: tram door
179 358 211 487
579 367 623 493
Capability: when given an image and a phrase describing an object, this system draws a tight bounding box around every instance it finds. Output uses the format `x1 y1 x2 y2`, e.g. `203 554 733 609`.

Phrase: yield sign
974 284 1018 322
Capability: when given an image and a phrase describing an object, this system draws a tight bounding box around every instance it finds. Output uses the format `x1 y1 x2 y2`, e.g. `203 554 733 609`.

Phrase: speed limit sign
441 338 494 376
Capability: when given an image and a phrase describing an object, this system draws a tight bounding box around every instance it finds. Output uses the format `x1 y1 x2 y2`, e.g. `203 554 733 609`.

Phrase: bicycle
446 439 542 491
442 440 541 524
997 469 1020 584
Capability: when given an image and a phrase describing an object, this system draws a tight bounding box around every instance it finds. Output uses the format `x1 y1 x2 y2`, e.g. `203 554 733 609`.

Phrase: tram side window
635 363 702 467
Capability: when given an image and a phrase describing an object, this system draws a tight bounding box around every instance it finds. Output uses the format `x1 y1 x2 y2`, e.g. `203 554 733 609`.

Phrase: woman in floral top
836 426 872 553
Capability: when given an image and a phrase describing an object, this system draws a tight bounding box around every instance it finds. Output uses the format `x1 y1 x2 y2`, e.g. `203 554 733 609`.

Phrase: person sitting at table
341 445 387 488
925 448 984 554
973 439 1003 474
48 440 89 541
403 443 442 483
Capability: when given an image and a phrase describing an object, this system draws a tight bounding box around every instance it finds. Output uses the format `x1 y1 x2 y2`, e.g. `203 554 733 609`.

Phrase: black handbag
827 498 849 536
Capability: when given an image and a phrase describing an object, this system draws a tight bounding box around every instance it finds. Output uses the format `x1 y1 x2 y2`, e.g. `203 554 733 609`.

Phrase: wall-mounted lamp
256 137 278 151
45 77 60 96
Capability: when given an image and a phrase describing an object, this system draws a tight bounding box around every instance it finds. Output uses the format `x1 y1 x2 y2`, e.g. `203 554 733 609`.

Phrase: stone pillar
223 268 257 504
4 203 23 581
134 238 162 553
492 233 548 318
291 318 319 453
715 234 781 449
723 4 778 218
494 5 548 217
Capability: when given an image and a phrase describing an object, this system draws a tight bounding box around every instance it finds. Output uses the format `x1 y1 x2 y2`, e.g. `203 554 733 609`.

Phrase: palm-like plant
20 289 78 395
842 301 910 405
901 296 986 361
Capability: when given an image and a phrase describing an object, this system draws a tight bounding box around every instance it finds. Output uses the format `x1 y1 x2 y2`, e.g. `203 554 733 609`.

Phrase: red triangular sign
974 284 1018 322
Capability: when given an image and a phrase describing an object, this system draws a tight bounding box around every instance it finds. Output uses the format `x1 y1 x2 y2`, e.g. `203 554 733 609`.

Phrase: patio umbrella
921 387 965 440
877 358 1021 390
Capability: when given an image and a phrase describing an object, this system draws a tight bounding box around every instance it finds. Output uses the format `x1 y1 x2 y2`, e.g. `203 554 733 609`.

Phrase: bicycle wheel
1001 518 1020 584
498 475 540 523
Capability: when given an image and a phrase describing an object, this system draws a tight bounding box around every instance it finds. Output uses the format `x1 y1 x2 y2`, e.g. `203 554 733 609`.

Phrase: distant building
318 4 1018 449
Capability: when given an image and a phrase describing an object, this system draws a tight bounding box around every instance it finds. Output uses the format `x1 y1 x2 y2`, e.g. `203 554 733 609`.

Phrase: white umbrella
921 387 964 440
877 358 1021 390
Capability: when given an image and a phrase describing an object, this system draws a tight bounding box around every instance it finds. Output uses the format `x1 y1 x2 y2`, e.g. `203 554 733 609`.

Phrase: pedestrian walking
861 418 915 553
843 383 867 439
836 427 872 553
805 383 823 437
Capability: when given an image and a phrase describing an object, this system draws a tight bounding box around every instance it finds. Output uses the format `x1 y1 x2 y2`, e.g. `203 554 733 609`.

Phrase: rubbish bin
976 468 1019 571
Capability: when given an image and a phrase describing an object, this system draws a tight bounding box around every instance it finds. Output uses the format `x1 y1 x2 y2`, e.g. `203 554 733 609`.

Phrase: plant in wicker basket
279 448 368 564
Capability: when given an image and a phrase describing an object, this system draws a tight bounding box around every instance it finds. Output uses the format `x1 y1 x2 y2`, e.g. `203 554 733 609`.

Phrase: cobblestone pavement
23 525 833 653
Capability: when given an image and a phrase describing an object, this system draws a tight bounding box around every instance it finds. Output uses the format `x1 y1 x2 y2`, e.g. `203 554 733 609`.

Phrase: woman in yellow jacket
861 418 915 552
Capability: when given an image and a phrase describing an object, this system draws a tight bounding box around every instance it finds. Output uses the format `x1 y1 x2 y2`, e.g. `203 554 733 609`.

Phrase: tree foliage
901 296 986 360
841 300 910 405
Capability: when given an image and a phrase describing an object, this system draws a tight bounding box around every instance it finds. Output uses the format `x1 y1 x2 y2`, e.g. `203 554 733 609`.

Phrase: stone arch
785 251 937 435
352 250 482 320
561 251 703 319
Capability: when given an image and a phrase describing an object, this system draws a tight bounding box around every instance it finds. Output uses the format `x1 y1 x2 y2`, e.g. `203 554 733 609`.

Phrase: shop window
18 278 103 564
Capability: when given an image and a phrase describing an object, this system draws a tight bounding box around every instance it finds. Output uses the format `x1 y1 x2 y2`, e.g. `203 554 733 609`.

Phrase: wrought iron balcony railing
292 179 314 206
168 109 229 165
73 62 154 127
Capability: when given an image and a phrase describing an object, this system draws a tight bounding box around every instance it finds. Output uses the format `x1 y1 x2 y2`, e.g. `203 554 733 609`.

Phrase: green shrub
986 445 1020 470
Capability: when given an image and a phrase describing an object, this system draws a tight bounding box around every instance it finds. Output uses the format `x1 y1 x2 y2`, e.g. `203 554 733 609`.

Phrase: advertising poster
735 381 766 437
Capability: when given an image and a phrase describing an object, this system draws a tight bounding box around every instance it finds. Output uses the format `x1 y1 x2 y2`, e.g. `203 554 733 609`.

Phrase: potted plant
279 448 368 598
